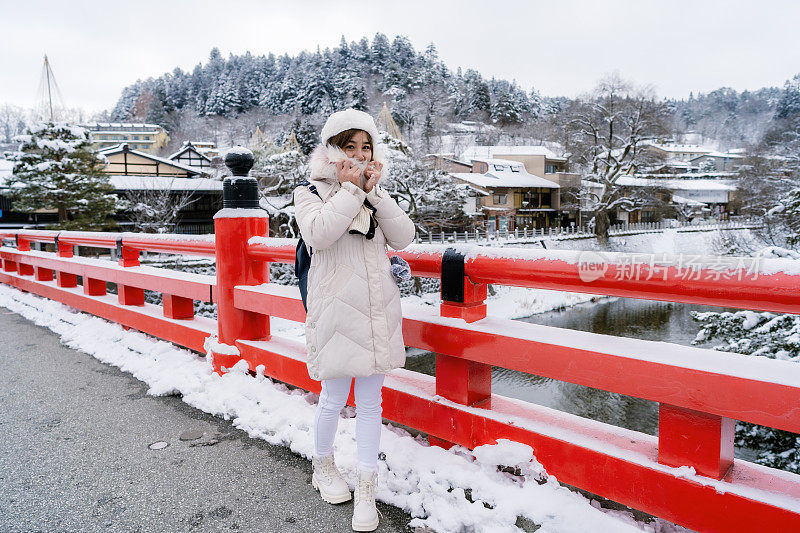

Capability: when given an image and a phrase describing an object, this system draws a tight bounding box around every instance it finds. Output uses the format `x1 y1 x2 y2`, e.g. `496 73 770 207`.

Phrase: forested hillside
107 33 795 157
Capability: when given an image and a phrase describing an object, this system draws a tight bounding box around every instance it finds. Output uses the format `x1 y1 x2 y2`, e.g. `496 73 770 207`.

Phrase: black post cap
223 177 260 209
441 247 466 303
222 146 260 208
224 147 255 177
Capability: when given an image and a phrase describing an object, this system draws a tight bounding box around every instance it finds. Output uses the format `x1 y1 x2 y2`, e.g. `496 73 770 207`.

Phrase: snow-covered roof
583 176 736 191
190 141 216 150
689 151 745 161
481 206 515 212
99 144 205 176
168 143 212 162
446 122 497 133
642 142 714 154
671 194 707 206
660 160 694 169
450 159 560 189
471 157 524 167
462 145 566 161
638 172 737 179
109 175 222 192
81 122 163 129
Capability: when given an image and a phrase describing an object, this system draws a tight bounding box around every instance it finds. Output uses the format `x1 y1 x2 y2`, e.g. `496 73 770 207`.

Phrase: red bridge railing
1 221 799 532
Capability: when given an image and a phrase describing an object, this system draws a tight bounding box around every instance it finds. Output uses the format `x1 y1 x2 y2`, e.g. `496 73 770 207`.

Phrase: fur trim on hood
308 143 389 183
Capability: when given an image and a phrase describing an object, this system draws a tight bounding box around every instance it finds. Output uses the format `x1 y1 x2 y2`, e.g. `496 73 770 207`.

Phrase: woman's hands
336 160 362 187
364 161 383 192
335 159 383 192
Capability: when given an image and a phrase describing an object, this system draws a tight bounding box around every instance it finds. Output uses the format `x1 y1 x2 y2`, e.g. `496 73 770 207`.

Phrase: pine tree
110 84 142 121
465 70 491 115
370 33 391 75
280 118 318 155
9 123 116 229
776 75 800 120
490 80 525 125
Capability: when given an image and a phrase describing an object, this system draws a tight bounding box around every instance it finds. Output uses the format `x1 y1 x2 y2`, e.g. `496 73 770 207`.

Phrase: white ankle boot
312 454 352 504
352 469 379 532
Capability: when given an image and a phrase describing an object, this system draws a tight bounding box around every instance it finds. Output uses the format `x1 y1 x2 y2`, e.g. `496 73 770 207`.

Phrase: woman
293 108 415 532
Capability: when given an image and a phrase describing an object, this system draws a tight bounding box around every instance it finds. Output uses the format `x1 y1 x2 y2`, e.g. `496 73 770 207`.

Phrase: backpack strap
298 179 321 199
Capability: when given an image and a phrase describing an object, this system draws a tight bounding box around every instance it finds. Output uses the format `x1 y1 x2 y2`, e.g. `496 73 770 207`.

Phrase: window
510 165 520 173
493 194 507 205
122 135 129 140
493 164 505 172
100 135 108 140
519 188 552 208
545 164 559 174
143 135 151 140
133 135 140 140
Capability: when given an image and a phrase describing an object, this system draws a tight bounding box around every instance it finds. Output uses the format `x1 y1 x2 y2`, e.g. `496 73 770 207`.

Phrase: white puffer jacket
294 144 416 380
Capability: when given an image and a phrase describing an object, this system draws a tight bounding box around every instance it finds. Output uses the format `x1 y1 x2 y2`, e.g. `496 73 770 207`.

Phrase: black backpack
295 180 320 312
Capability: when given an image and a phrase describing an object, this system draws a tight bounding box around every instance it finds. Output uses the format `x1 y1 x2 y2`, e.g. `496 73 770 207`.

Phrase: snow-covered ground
0 283 691 533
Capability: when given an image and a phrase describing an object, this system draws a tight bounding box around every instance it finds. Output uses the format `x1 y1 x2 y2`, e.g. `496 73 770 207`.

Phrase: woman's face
343 130 372 162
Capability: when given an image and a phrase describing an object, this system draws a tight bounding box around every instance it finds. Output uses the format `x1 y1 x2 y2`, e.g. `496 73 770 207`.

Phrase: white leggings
313 373 386 472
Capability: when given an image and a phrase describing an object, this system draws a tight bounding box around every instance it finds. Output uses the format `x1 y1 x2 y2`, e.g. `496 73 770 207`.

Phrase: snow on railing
1 225 798 532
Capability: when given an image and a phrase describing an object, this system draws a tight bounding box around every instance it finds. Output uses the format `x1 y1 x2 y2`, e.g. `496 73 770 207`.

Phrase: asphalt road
0 310 415 533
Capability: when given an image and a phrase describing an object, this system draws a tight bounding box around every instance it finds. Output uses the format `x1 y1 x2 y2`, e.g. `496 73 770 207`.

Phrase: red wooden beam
1 249 213 302
463 250 800 314
122 234 216 257
228 285 800 435
400 303 800 435
0 270 214 353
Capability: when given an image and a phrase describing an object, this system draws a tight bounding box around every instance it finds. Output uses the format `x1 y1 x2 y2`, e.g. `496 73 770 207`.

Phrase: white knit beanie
320 108 380 145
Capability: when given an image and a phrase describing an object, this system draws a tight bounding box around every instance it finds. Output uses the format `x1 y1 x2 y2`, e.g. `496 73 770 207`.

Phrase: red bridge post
16 237 34 276
211 148 269 375
431 248 490 449
34 238 53 281
657 403 735 479
116 239 143 305
55 235 77 288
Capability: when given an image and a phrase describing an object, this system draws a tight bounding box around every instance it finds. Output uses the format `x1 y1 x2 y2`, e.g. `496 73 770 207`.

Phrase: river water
403 296 737 437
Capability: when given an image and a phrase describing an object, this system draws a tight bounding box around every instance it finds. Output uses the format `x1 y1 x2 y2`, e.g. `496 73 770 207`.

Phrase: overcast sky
2 0 799 114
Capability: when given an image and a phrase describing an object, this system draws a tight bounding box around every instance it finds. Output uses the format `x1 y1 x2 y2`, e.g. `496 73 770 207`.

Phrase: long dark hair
326 129 374 161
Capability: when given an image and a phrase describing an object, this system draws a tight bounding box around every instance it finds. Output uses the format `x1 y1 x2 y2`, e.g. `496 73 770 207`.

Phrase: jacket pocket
320 263 354 299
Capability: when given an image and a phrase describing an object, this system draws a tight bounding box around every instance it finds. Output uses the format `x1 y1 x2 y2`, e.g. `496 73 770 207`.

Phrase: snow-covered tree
8 122 116 229
490 79 528 126
378 132 471 233
110 84 141 121
280 118 319 156
765 186 800 247
0 104 28 145
775 74 800 121
693 307 800 473
567 74 669 243
118 182 198 233
257 149 309 237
